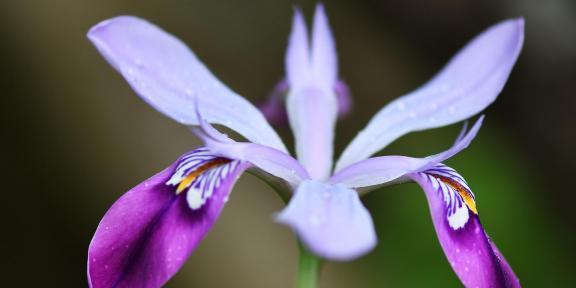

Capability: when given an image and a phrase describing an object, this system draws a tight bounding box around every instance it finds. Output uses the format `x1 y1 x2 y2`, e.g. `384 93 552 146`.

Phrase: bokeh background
2 0 575 287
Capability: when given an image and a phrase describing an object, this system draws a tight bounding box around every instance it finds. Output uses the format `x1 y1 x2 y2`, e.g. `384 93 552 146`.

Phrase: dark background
1 0 575 287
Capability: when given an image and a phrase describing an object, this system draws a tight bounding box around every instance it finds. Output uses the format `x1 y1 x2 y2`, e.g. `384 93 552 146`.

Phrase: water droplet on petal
396 101 406 111
309 214 322 227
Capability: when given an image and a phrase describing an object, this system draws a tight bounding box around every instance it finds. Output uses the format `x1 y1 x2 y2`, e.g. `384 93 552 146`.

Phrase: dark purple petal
88 152 248 288
409 164 520 288
259 80 289 125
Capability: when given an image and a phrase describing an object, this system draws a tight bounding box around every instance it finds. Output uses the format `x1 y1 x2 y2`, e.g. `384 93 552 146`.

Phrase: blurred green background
2 0 575 287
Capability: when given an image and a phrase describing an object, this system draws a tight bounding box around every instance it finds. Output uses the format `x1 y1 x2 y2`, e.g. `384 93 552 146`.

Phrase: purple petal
88 152 248 288
276 180 377 261
310 4 338 87
259 79 351 125
87 16 286 152
285 5 340 180
409 164 520 288
286 8 310 87
335 80 353 117
331 117 483 188
336 18 524 171
192 120 310 185
259 80 290 125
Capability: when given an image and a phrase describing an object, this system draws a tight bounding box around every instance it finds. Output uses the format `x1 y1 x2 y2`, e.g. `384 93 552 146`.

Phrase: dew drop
396 101 406 111
408 111 417 118
223 195 230 203
309 214 322 227
448 105 457 114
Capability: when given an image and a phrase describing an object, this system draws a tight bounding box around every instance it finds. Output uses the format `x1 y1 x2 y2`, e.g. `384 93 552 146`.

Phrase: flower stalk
298 242 322 288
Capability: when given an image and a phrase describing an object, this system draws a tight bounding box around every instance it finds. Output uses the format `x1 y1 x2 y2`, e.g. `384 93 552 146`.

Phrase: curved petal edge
409 164 520 288
87 151 248 288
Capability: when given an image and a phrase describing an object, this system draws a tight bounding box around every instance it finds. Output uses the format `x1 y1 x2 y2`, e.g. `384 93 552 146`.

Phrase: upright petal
336 18 524 171
88 150 249 288
286 5 339 179
276 180 377 261
88 16 286 152
409 164 520 288
258 79 352 125
331 117 482 188
286 9 310 88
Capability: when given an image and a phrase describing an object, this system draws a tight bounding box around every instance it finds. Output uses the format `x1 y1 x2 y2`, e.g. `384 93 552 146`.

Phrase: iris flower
87 4 523 288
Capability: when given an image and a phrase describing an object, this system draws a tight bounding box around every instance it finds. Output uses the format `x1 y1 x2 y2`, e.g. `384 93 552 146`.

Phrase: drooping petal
276 180 377 261
336 18 524 171
331 117 482 188
88 16 286 152
286 5 339 179
88 150 249 288
409 164 520 288
191 119 310 186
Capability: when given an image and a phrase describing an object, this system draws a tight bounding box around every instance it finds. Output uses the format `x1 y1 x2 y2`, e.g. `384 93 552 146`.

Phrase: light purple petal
336 18 524 171
331 117 483 188
276 180 377 261
192 119 310 185
88 152 248 288
88 16 286 152
286 5 339 180
259 79 351 125
311 4 338 87
286 8 310 87
409 165 520 288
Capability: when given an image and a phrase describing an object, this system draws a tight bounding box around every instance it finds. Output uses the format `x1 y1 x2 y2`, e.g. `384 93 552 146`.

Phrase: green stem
298 243 322 288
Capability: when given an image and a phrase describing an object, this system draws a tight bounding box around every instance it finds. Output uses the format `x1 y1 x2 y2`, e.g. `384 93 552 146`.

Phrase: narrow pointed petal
336 18 524 171
311 4 338 86
88 151 249 288
192 120 310 185
259 79 351 125
88 16 286 152
285 6 339 179
276 180 377 261
409 165 520 288
286 9 310 87
331 117 482 188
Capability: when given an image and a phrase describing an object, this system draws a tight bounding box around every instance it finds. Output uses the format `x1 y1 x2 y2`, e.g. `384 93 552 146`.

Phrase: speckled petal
87 153 249 288
409 165 520 288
